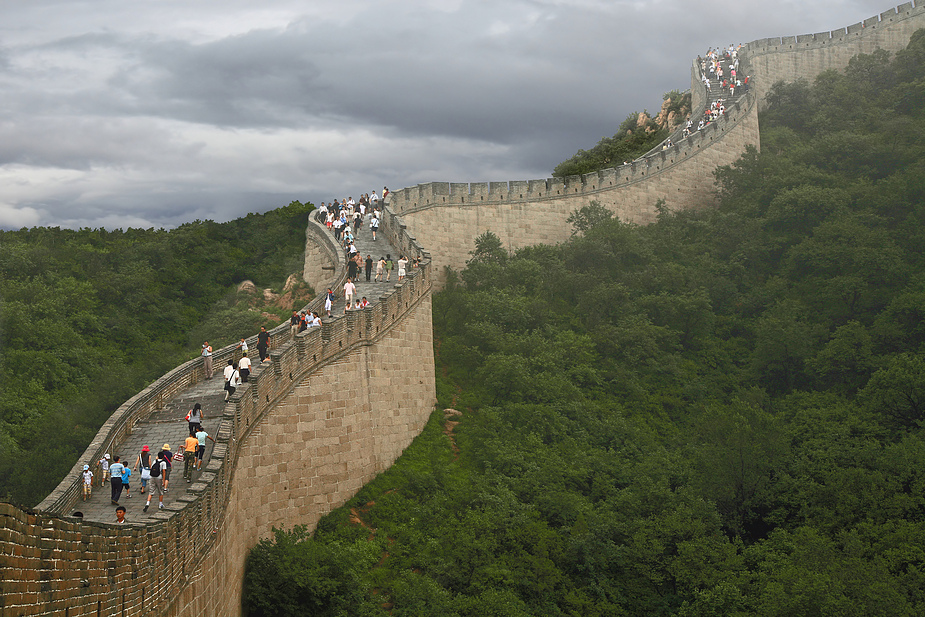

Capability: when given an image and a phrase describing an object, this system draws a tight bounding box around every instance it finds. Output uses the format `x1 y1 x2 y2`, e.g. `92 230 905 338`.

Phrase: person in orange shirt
183 431 199 483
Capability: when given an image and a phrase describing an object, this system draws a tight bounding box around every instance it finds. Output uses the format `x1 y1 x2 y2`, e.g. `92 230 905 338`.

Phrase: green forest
242 33 925 616
0 201 314 506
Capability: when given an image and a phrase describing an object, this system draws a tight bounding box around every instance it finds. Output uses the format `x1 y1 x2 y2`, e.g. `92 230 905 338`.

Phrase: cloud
0 0 901 229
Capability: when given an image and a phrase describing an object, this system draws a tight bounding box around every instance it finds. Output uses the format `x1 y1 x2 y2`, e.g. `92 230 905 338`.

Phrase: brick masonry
3 3 925 615
169 294 436 616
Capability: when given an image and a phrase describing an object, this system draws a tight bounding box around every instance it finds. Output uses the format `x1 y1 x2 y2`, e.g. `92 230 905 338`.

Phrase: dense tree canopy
0 201 313 506
244 32 925 616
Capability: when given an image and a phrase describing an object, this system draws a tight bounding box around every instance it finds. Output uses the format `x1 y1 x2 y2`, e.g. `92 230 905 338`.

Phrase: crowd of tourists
315 187 420 315
84 421 217 519
686 43 750 138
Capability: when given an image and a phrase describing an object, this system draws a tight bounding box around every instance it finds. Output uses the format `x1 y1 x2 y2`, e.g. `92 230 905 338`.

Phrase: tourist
96 453 110 487
375 256 385 282
257 326 270 362
290 311 300 338
325 288 335 317
158 443 173 492
365 255 373 281
347 256 360 281
133 445 151 495
108 455 125 505
344 278 357 312
385 255 394 281
195 427 216 471
239 352 251 382
370 212 379 241
143 452 168 512
120 464 132 499
81 464 93 501
115 506 126 524
201 342 213 379
397 255 408 281
224 359 241 401
187 402 203 434
183 431 198 483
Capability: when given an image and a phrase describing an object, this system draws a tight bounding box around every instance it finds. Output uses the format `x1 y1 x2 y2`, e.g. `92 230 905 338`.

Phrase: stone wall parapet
388 85 756 221
743 1 924 54
6 209 432 616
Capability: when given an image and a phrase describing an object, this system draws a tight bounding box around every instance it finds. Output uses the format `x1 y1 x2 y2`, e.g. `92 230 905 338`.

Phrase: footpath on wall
72 216 405 525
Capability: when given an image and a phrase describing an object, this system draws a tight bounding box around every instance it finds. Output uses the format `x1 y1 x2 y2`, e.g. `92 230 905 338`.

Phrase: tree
858 352 925 431
806 321 875 394
568 201 614 236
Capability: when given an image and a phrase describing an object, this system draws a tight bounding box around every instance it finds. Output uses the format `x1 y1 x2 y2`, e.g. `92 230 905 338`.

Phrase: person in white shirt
223 359 241 401
82 465 93 501
108 456 126 505
343 278 357 312
239 352 252 382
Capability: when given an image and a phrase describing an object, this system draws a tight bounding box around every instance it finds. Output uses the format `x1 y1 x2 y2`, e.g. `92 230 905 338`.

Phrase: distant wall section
389 91 758 280
744 1 925 108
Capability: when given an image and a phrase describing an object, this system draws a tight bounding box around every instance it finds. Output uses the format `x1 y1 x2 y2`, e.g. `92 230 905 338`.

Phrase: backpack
150 460 162 478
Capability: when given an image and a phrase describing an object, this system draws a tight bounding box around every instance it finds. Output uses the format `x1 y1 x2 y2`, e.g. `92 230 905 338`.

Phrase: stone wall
390 90 759 281
744 1 925 108
170 292 436 616
0 209 435 617
5 4 925 616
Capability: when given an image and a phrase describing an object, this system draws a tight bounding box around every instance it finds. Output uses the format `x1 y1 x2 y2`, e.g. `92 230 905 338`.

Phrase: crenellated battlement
743 0 925 105
389 94 753 217
746 1 923 53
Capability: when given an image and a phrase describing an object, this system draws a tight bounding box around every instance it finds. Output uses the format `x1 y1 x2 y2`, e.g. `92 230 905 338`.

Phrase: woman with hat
158 443 174 492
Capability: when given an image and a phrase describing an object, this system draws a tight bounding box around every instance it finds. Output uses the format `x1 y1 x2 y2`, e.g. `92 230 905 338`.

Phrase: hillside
242 32 925 616
552 90 692 178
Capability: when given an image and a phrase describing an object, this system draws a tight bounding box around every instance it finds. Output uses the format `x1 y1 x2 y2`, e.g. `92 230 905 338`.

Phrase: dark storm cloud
0 0 904 229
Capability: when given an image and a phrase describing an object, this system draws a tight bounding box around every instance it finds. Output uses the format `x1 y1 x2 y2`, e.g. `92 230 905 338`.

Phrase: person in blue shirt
120 465 132 499
108 456 126 505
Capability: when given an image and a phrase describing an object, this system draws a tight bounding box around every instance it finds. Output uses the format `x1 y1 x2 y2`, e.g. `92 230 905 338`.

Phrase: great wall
3 3 925 615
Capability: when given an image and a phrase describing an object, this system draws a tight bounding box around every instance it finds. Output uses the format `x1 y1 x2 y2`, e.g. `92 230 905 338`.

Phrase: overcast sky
0 0 899 230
